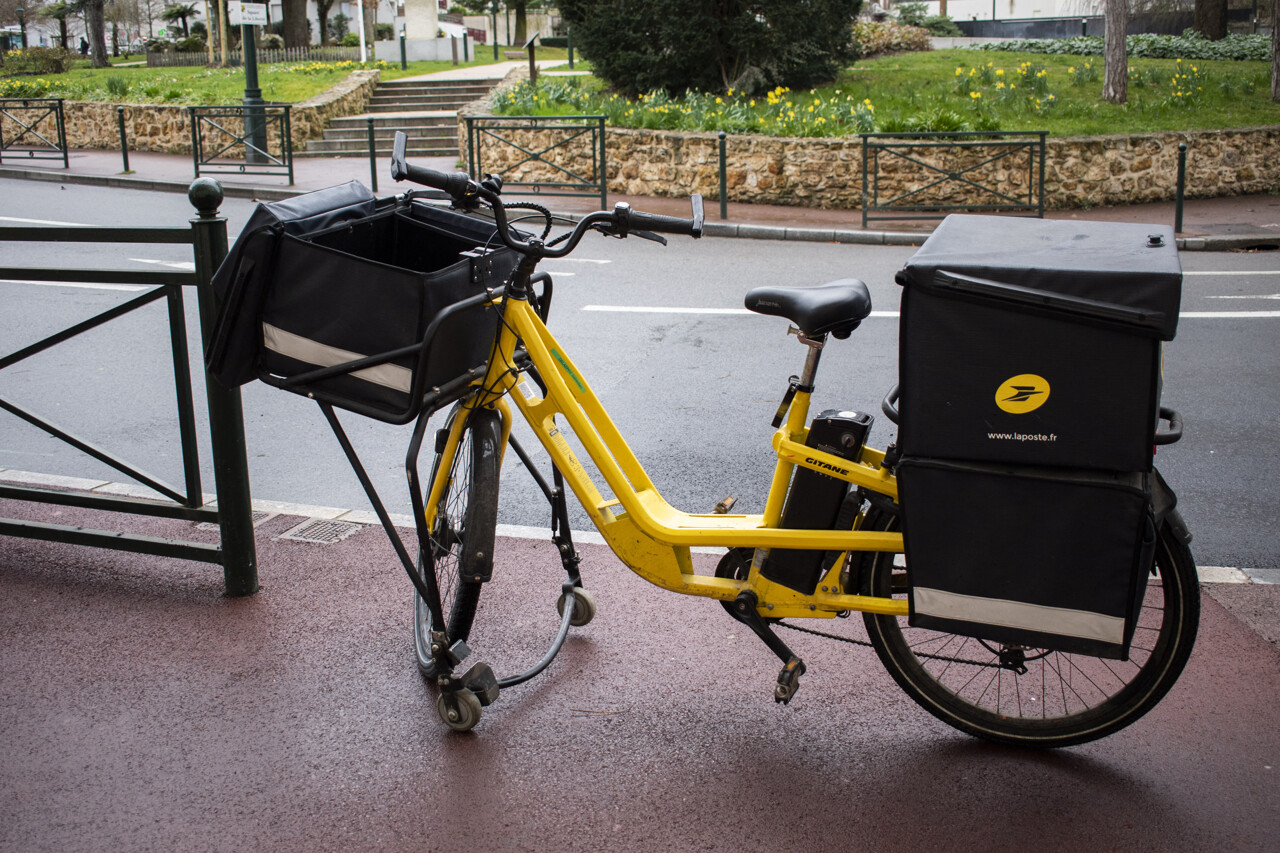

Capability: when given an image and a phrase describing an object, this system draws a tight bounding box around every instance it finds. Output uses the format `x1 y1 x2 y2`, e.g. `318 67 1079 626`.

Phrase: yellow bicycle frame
430 291 908 621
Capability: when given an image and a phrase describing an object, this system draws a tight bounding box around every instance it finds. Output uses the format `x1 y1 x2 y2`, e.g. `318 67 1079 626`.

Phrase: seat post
793 328 826 390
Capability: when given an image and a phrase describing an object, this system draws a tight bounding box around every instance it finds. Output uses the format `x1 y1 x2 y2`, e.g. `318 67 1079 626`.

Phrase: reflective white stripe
913 586 1125 645
262 322 412 394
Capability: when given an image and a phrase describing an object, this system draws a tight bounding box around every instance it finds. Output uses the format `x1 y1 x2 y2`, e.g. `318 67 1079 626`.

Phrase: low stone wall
460 83 1280 209
33 69 380 155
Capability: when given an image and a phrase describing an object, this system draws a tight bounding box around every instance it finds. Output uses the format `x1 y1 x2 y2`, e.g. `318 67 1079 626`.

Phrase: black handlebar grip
625 194 705 238
390 130 473 197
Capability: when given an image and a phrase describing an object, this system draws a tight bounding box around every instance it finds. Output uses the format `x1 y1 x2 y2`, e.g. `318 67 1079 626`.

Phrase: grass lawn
499 48 1279 138
0 50 570 104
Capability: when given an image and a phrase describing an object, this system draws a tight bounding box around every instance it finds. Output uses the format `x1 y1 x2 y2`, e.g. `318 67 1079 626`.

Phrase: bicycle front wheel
414 404 502 677
860 512 1200 748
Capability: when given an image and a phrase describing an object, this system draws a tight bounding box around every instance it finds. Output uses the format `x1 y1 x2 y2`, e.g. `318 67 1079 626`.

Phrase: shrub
341 33 361 47
260 33 285 49
174 36 205 52
923 15 963 37
853 20 931 56
376 23 394 40
105 75 130 98
558 0 864 97
971 32 1270 61
4 46 75 74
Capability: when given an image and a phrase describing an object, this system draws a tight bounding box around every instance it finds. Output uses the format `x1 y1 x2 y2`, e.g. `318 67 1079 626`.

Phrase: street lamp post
242 23 267 164
16 6 28 50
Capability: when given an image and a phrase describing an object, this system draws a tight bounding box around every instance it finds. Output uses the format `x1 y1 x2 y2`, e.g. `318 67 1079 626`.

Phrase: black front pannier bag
895 458 1156 660
205 182 517 424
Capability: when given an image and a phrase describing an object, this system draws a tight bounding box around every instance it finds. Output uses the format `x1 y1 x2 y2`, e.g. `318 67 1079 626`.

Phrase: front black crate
257 203 515 424
895 214 1182 472
895 458 1155 660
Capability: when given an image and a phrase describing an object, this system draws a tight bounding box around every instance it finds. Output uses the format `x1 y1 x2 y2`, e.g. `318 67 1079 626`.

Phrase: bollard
718 131 728 221
116 106 131 173
399 25 407 70
567 30 574 69
452 37 459 66
367 117 379 193
464 33 470 62
1175 142 1187 234
188 178 259 597
1081 18 1088 37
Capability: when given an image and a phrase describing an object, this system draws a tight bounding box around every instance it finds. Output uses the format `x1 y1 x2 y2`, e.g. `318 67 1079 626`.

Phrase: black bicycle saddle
743 279 873 339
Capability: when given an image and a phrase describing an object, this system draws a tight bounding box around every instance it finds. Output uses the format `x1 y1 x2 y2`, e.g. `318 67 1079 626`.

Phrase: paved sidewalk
3 146 1279 250
0 497 1278 852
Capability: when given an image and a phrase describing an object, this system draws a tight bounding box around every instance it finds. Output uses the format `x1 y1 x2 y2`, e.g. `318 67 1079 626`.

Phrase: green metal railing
189 104 294 184
466 115 607 209
0 98 69 168
0 180 258 596
860 131 1046 227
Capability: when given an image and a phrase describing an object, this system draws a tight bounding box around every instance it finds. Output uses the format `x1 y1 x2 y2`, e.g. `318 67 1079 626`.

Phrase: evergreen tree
558 0 862 96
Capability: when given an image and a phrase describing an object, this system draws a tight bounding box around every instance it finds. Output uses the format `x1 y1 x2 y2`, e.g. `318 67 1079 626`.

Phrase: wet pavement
0 497 1278 852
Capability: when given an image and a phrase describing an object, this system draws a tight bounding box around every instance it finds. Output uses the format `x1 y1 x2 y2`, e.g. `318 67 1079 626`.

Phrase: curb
4 165 1276 251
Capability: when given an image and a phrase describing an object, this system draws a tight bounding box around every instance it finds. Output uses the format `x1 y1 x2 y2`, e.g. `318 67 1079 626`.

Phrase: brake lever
633 230 668 246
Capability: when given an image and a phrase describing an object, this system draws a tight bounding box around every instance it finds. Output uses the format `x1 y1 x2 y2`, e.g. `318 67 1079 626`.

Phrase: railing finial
188 177 224 219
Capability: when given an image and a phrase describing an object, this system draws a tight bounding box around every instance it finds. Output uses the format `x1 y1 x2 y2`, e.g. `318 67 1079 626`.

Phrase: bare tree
1103 0 1128 104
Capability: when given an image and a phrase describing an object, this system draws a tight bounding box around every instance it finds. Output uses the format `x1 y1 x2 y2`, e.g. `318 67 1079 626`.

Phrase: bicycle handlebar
389 131 702 260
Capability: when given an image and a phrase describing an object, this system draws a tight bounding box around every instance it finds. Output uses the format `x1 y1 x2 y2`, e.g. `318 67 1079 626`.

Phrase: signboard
228 2 269 26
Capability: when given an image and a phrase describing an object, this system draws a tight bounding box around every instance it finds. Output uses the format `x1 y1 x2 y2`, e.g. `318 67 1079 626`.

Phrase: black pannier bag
205 182 518 424
895 214 1182 472
895 458 1156 659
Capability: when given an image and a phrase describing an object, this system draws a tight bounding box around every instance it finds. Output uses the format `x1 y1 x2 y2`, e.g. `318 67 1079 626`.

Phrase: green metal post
188 178 259 597
117 106 130 173
491 1 499 61
567 28 573 69
598 116 606 210
399 25 407 70
367 117 378 192
718 131 727 221
1175 142 1187 233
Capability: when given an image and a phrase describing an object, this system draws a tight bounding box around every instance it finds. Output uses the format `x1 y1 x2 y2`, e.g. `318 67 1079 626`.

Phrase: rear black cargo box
895 214 1182 471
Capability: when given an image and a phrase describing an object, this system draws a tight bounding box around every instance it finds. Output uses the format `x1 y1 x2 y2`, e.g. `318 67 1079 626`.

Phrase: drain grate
279 518 365 544
196 511 275 532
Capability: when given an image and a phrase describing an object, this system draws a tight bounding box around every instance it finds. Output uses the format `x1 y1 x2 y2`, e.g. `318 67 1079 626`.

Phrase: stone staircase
301 78 498 159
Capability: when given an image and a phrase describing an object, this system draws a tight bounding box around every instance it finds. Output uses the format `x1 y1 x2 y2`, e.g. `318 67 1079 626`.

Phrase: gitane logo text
995 374 1050 414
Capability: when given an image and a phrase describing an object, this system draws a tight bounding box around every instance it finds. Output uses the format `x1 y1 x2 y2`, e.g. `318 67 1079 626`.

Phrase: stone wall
460 87 1280 210
26 69 381 155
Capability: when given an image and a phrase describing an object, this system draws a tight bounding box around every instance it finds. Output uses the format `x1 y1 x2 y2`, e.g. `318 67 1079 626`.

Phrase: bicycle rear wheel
414 405 502 677
859 511 1199 748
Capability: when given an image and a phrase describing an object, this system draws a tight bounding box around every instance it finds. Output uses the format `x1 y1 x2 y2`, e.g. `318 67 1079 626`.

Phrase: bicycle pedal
713 496 737 514
460 661 500 706
774 656 806 705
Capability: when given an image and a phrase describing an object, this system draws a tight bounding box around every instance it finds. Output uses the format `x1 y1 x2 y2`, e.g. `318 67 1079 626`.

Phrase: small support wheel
437 689 483 732
557 587 597 627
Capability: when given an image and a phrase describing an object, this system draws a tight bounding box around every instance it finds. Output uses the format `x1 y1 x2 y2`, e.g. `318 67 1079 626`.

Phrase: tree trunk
1272 7 1279 103
1193 0 1228 41
513 0 528 46
281 0 309 48
88 0 109 68
1103 0 1128 104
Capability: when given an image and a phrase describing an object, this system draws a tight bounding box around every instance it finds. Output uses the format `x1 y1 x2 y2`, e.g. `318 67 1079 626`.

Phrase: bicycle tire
414 404 502 678
859 510 1200 748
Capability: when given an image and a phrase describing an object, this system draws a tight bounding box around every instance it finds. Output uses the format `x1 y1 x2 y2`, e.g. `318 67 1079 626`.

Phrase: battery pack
760 410 873 594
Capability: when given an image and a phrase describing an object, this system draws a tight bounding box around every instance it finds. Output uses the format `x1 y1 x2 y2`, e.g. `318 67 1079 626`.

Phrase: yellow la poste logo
995 374 1050 414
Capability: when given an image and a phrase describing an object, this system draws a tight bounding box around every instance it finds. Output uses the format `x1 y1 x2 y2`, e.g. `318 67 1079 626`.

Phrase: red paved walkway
1 499 1278 851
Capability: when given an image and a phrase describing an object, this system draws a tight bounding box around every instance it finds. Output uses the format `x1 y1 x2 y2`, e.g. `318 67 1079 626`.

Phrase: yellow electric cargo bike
211 131 1198 747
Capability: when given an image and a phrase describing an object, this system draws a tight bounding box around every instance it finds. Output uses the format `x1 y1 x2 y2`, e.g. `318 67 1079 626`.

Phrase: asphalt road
2 179 1278 570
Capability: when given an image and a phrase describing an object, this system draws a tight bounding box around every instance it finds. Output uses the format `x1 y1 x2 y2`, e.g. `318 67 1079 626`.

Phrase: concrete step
319 127 456 143
300 140 459 157
327 115 456 130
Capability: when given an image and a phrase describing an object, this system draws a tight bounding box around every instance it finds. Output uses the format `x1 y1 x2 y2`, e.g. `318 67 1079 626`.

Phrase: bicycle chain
775 619 1005 670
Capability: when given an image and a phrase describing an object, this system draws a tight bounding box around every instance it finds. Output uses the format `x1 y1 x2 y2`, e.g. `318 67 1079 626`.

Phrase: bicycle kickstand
730 591 807 704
